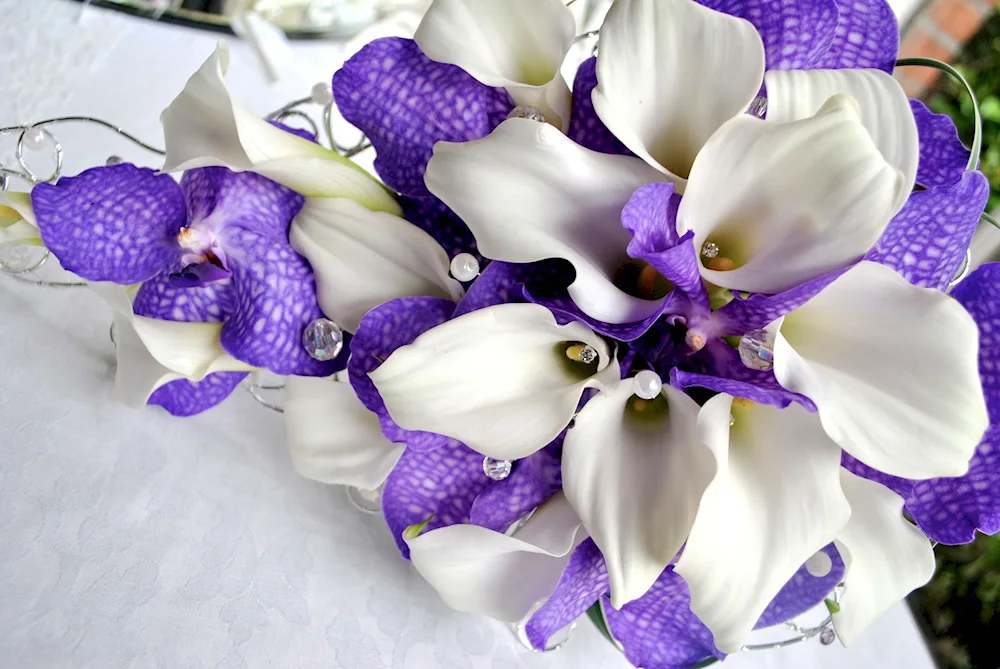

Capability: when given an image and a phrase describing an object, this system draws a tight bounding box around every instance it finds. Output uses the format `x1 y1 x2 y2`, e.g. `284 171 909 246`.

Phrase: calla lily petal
414 0 574 128
425 118 667 324
369 302 620 461
774 261 988 479
563 382 715 608
675 394 851 654
0 191 40 244
284 376 404 490
833 470 935 646
678 95 905 294
407 492 584 622
593 0 765 182
160 41 399 213
764 68 918 213
288 197 463 333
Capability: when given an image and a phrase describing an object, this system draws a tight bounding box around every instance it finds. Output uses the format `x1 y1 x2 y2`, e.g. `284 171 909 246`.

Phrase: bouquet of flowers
4 0 999 667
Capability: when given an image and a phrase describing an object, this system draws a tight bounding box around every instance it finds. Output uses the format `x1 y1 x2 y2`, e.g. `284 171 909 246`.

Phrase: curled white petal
289 197 463 333
678 95 906 294
675 395 851 654
425 119 666 324
369 302 621 461
774 261 988 479
407 492 584 622
563 382 715 608
160 41 399 212
284 375 403 489
0 191 40 244
833 470 935 645
593 0 765 181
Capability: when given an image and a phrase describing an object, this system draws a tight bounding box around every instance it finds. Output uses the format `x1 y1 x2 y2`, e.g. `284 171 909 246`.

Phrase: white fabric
0 3 939 667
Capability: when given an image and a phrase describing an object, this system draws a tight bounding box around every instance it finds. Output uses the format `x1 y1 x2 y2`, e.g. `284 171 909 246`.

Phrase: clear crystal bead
819 626 836 645
507 105 546 123
738 328 775 371
310 82 334 106
106 155 124 166
302 318 344 361
346 485 383 514
701 242 720 259
0 243 43 274
21 125 49 151
483 457 512 481
748 96 768 118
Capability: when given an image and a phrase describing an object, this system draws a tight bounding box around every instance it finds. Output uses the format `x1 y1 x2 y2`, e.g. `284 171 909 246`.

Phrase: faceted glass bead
819 627 836 645
507 105 546 123
483 457 512 481
701 242 720 259
302 318 344 361
738 328 775 371
748 96 768 118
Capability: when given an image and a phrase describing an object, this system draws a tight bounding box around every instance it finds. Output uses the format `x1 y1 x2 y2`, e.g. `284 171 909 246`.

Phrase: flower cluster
7 0 1000 667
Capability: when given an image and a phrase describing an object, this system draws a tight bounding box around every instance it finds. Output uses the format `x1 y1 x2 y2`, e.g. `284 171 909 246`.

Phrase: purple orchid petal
32 164 185 284
382 440 490 558
147 372 248 417
755 544 845 628
348 297 460 452
399 195 480 262
468 438 563 533
841 453 915 498
525 539 610 651
566 58 631 155
133 273 245 416
168 261 232 288
526 292 674 341
181 167 303 241
671 368 811 410
332 37 512 197
696 0 838 70
220 227 343 376
623 183 710 311
865 171 988 291
906 263 1000 544
911 99 972 188
455 259 574 318
713 270 843 336
603 568 724 669
269 121 316 143
812 0 898 72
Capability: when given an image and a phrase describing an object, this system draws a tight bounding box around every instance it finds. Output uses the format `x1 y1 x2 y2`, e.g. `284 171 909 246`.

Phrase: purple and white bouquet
5 0 1000 666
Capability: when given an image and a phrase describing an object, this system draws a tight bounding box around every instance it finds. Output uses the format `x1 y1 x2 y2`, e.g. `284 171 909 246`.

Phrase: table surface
0 1 939 667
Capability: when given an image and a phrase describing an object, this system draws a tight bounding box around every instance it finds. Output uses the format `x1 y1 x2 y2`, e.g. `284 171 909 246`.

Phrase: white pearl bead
805 550 833 578
21 126 48 152
632 370 662 400
311 82 334 106
450 253 480 282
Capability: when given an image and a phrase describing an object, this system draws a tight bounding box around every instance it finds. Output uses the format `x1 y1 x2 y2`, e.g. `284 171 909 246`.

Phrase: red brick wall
895 0 997 97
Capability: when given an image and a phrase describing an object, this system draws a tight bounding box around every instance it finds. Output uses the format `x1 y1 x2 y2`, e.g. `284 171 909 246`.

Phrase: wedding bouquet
3 0 998 667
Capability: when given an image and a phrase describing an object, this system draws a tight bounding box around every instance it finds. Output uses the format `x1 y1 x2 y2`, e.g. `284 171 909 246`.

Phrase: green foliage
925 10 1000 211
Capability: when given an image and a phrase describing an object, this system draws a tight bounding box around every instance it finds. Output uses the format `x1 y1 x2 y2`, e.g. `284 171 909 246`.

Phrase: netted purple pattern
911 99 972 189
696 0 838 70
399 195 480 262
381 440 491 557
525 539 609 650
812 0 898 72
455 259 573 318
133 273 237 324
566 58 631 156
866 171 988 291
32 164 186 284
332 37 513 197
603 568 724 669
713 269 843 336
469 440 563 533
147 372 248 417
348 297 460 452
755 544 844 628
181 168 303 240
841 453 914 498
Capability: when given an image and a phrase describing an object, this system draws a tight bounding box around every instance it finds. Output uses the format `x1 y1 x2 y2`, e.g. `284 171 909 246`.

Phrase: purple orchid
31 162 343 416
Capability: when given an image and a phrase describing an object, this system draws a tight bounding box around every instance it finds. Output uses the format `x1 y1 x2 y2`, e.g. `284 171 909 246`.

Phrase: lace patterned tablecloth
0 1 938 667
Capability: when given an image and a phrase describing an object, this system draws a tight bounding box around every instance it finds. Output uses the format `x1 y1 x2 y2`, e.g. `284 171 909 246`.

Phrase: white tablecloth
0 1 939 667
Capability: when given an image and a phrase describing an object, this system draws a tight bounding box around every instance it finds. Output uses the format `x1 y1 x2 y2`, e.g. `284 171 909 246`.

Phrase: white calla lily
284 375 404 490
774 261 988 479
90 282 254 408
425 118 668 324
369 302 620 461
593 0 765 182
0 191 41 244
289 197 463 333
833 470 935 646
675 395 851 654
407 491 584 622
677 95 906 294
563 381 715 608
764 68 918 213
161 41 399 213
414 0 576 129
